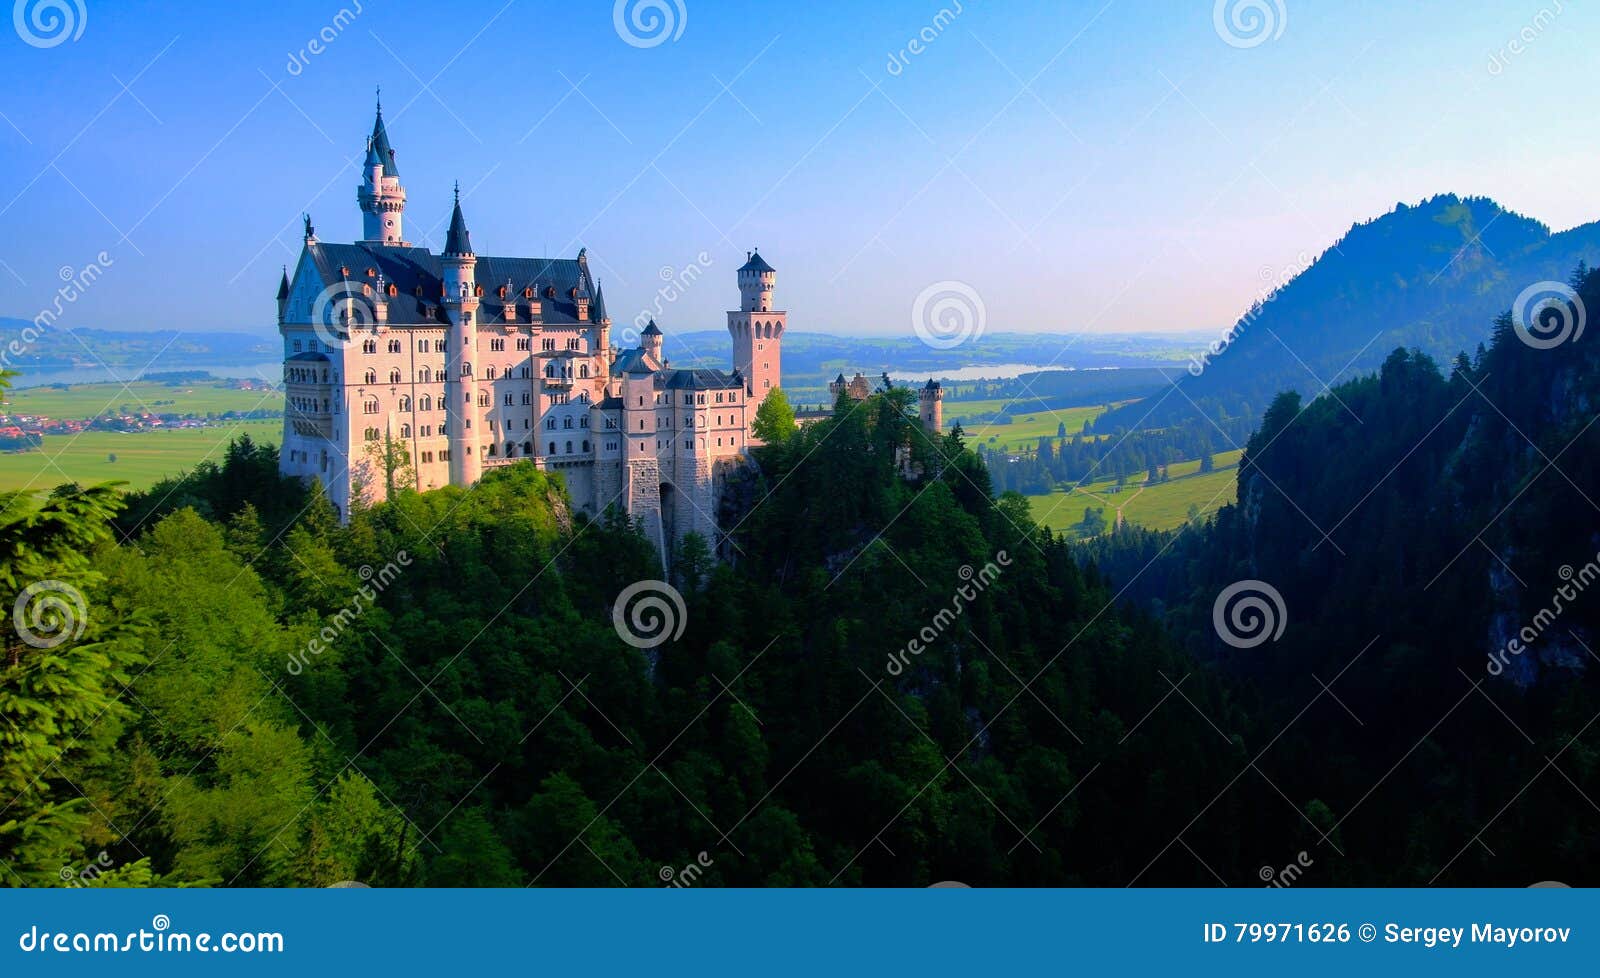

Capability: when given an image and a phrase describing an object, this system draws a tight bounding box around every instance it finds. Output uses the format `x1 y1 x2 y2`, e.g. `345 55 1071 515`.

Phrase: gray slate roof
303 242 597 327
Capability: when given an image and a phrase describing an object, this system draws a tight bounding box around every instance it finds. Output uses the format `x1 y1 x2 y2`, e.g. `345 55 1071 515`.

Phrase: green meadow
3 380 283 419
0 420 283 497
1026 448 1246 535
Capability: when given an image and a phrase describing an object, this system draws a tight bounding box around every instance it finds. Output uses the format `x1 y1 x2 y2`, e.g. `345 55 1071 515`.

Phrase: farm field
3 380 283 419
1026 448 1245 535
0 420 282 495
946 399 1134 453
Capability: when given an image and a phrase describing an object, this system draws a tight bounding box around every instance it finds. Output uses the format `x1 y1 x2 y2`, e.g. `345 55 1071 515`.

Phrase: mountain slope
1097 194 1600 432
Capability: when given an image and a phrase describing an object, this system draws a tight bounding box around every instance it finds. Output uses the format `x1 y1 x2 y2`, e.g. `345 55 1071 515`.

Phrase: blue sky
0 0 1593 337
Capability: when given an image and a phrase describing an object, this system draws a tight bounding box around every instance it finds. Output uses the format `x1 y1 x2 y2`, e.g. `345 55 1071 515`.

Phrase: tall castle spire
357 91 408 246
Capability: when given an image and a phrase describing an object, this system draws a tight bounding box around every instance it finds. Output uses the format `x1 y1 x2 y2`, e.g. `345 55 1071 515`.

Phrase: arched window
400 423 412 438
388 339 402 353
398 395 412 411
389 368 402 384
581 439 589 452
419 367 431 383
363 398 379 414
364 427 379 441
478 392 490 407
523 441 533 455
565 440 572 454
461 362 472 377
546 417 556 430
363 369 377 384
419 394 431 411
579 364 589 379
506 441 515 456
563 417 573 429
548 441 556 454
486 365 497 380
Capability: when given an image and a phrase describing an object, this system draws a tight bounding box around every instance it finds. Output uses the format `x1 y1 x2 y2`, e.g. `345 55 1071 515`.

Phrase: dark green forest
3 267 1597 887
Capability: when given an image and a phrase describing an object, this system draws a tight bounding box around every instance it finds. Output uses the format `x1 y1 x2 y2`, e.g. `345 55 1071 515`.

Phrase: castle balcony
542 372 573 388
285 380 334 439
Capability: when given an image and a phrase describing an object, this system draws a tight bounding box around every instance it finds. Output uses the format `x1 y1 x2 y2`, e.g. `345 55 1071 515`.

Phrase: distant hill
664 329 1198 383
1096 194 1600 432
0 322 277 368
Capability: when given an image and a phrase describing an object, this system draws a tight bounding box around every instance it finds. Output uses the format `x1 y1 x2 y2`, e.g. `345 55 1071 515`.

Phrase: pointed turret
592 280 609 323
444 183 473 257
642 319 663 361
276 265 290 323
358 91 408 245
370 94 399 177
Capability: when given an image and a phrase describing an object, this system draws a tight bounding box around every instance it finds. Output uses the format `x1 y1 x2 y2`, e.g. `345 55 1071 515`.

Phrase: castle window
388 339 402 353
486 365 497 380
521 393 531 405
419 367 431 383
565 440 573 454
435 339 447 352
579 364 588 379
580 416 588 428
478 392 490 407
504 393 513 406
548 442 556 454
563 417 573 429
398 395 412 411
418 340 427 352
419 395 431 411
487 443 497 457
506 440 515 456
461 362 472 377
517 337 530 351
363 369 377 384
293 340 303 352
400 423 412 438
389 368 402 384
364 427 379 441
546 418 556 430
363 399 379 414
523 441 533 455
490 338 504 352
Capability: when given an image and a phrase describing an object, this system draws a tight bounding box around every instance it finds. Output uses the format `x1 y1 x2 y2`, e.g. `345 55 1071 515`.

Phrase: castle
277 99 938 546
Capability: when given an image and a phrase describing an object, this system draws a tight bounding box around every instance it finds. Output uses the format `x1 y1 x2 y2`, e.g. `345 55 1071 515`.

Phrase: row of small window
286 366 332 384
364 425 444 440
290 396 330 414
361 365 546 384
362 390 593 414
286 448 328 470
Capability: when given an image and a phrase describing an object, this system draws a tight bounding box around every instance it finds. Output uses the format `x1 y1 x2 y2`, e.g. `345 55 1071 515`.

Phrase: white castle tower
441 184 481 486
357 95 408 246
727 250 784 405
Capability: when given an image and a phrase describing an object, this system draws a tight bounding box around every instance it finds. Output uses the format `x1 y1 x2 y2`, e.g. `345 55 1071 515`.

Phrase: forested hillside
1083 265 1600 883
1097 195 1600 433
